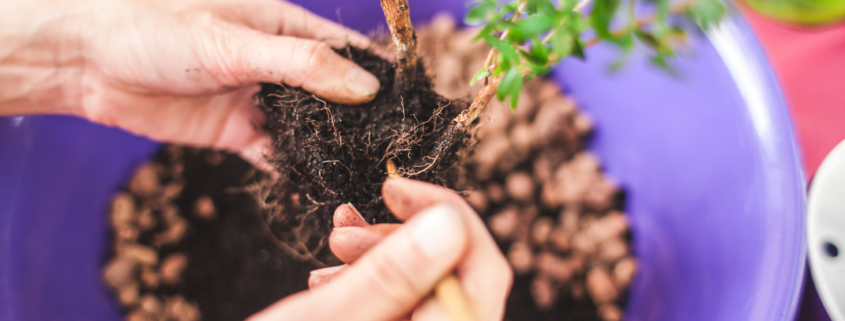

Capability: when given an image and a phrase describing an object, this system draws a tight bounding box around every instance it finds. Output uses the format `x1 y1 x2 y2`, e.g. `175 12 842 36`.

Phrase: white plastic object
808 138 845 321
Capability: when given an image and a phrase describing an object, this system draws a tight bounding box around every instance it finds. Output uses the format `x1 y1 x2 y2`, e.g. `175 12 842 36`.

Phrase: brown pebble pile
104 149 220 321
419 14 636 321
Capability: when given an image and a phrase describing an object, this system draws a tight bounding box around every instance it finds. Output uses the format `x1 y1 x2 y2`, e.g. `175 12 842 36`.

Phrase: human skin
0 0 381 164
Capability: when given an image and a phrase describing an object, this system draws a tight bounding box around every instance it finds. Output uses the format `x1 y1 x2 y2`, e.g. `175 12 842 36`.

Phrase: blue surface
0 1 806 321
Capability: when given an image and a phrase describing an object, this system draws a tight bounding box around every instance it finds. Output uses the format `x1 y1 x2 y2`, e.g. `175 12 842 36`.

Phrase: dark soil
255 46 469 264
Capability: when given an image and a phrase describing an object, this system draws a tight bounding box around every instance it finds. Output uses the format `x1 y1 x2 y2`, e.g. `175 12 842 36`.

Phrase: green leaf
529 36 550 64
686 0 726 30
500 2 520 14
473 24 497 41
570 37 586 60
483 34 516 59
465 1 498 25
470 69 490 86
608 30 635 52
550 30 573 59
650 54 680 76
508 76 524 109
507 14 556 42
524 61 552 74
634 29 660 48
590 0 621 38
665 27 689 46
497 67 521 101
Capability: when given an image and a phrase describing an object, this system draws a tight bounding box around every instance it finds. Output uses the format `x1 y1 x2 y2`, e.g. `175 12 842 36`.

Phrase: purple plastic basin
0 1 806 321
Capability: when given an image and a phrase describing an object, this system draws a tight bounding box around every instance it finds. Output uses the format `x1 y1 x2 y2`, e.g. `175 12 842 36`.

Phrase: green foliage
465 0 726 109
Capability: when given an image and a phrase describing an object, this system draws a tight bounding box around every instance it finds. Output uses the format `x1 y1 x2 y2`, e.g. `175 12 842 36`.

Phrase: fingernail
310 265 345 276
345 67 380 97
411 203 463 258
333 226 362 232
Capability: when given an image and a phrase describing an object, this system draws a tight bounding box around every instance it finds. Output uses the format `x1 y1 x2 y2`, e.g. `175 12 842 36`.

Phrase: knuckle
291 40 332 84
361 250 421 307
186 10 218 26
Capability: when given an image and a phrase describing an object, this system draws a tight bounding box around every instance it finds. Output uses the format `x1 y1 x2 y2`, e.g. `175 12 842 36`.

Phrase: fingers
206 23 380 104
383 177 473 221
205 0 372 49
330 224 401 263
382 178 513 321
333 204 369 227
248 203 469 321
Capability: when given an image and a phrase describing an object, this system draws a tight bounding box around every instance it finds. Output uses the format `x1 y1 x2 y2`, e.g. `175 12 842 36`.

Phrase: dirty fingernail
334 204 368 227
345 67 380 97
411 203 463 258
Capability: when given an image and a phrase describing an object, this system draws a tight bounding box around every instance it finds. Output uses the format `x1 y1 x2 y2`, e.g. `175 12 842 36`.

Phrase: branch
460 0 526 129
379 0 418 89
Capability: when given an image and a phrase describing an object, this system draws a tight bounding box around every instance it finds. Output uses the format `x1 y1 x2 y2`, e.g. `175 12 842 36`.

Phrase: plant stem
463 0 526 129
416 1 525 171
379 0 418 90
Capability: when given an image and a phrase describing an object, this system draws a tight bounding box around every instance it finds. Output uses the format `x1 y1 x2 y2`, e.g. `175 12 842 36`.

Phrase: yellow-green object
745 0 845 26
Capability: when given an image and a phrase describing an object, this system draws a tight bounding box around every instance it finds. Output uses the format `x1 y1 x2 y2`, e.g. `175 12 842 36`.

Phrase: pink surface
743 6 845 179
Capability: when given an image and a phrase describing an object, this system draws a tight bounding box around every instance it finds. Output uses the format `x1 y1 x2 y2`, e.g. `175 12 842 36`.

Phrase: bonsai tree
257 0 725 275
379 0 726 173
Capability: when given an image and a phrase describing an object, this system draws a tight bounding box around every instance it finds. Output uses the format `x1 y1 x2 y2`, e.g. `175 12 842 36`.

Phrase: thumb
249 203 469 321
207 24 381 105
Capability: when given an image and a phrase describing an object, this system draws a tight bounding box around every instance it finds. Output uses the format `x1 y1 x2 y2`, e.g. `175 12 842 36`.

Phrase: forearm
0 0 95 116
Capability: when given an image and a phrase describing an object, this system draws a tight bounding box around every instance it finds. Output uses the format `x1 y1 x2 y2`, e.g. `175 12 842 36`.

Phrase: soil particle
118 283 141 306
139 295 163 316
531 216 554 245
536 252 574 282
489 206 519 240
612 257 636 288
104 257 138 289
531 274 558 310
164 296 200 321
506 171 535 202
130 164 161 198
598 303 623 321
121 244 158 266
586 266 618 304
193 196 216 220
508 241 534 274
160 253 189 285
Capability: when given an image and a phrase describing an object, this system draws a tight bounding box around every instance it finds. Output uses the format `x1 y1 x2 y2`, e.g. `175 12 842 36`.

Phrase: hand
249 177 513 321
0 0 380 164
